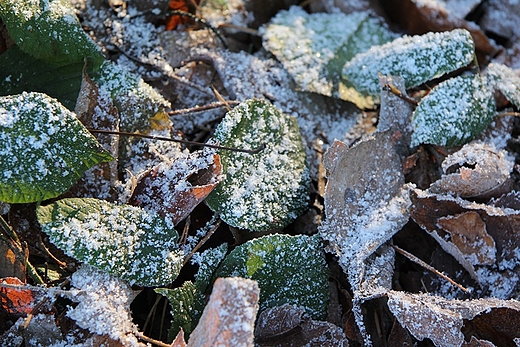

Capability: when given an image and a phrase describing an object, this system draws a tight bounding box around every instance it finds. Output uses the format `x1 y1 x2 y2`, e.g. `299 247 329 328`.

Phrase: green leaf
0 0 104 66
411 74 495 147
262 6 394 99
205 99 310 231
342 29 475 108
0 46 93 110
0 92 113 203
486 62 520 108
37 198 184 286
213 234 329 320
156 282 197 341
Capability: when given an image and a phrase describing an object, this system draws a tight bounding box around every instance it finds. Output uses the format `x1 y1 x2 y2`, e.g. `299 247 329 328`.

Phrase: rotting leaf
212 234 329 320
261 6 394 100
205 99 310 232
386 290 520 347
254 304 349 347
411 74 495 147
342 29 475 108
319 131 411 290
0 92 114 204
429 142 514 199
437 212 496 266
36 198 184 286
486 62 520 108
130 151 222 227
187 277 259 347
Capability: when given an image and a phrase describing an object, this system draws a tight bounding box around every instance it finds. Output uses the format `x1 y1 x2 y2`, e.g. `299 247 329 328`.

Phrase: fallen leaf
171 329 187 347
0 239 25 281
165 0 190 31
130 151 222 227
0 277 35 315
254 304 349 347
187 277 259 347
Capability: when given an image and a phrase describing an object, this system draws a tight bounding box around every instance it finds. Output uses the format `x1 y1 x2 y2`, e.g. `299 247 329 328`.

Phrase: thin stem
168 101 240 115
182 218 221 267
87 129 266 154
391 244 470 293
382 83 419 106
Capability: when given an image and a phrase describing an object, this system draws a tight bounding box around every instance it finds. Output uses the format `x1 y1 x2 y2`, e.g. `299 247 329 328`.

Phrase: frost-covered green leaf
0 0 104 66
262 6 394 99
342 29 475 108
156 281 197 341
37 198 183 286
412 74 495 147
212 234 329 320
0 92 113 203
486 63 520 108
205 99 310 231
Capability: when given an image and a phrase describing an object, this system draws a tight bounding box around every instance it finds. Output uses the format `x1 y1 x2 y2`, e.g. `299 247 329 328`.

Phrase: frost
37 198 184 286
0 92 113 203
343 29 475 108
412 74 495 146
486 62 520 108
67 265 145 347
205 99 310 231
213 234 329 320
262 6 394 99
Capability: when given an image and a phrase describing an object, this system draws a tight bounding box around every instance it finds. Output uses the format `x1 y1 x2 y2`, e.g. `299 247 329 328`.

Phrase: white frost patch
67 265 145 347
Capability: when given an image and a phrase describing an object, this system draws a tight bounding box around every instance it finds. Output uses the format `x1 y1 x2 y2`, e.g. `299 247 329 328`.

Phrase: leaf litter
4 0 520 346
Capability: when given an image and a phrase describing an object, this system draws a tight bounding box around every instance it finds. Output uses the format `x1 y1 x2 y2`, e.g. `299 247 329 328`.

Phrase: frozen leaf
319 132 411 289
187 277 259 347
199 0 254 29
429 142 514 198
0 92 114 203
0 0 103 65
156 282 197 340
130 151 222 227
67 265 145 347
386 291 520 347
262 6 393 100
255 304 349 347
411 74 495 147
213 234 329 320
480 0 520 41
410 189 520 298
438 212 496 266
486 63 520 108
342 29 475 108
205 99 310 231
37 198 183 286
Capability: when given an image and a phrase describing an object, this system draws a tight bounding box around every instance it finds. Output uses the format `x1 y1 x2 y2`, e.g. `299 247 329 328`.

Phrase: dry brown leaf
187 277 259 347
437 211 496 266
129 151 222 226
386 291 520 347
0 238 25 281
171 329 187 347
429 142 514 199
254 304 349 347
462 336 496 347
0 277 36 315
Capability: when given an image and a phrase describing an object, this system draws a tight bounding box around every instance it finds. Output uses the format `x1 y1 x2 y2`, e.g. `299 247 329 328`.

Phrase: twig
168 101 240 116
87 129 266 154
382 83 419 106
496 111 520 118
391 244 470 293
182 218 221 267
136 332 172 347
218 23 260 36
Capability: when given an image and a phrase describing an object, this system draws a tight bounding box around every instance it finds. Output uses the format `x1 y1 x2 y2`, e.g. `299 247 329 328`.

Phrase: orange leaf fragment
0 277 36 315
165 0 189 31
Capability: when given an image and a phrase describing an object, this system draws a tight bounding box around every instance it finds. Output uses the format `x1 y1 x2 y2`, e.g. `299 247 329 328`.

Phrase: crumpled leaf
262 6 394 99
66 265 145 347
0 0 104 65
254 304 349 347
130 151 222 227
205 99 310 231
486 62 520 108
319 131 411 289
410 189 520 298
0 92 114 203
213 234 329 320
187 277 259 347
342 29 475 108
429 142 514 199
386 290 520 347
37 198 184 286
0 277 38 315
411 74 495 147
